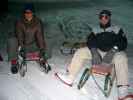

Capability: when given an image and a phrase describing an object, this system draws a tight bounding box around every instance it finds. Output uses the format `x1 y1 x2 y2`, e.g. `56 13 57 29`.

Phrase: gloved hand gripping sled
39 49 51 73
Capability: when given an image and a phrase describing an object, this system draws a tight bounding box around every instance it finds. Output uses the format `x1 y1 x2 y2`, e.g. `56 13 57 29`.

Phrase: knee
113 52 128 64
7 37 18 44
75 47 90 54
74 47 92 59
7 37 18 51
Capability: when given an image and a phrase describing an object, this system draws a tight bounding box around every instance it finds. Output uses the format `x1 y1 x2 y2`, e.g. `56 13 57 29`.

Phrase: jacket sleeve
15 20 24 47
115 28 128 51
87 32 97 49
35 20 46 50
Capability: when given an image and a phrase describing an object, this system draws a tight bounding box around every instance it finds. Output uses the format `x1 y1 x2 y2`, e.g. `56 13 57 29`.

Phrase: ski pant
7 37 18 61
7 37 39 61
68 47 128 86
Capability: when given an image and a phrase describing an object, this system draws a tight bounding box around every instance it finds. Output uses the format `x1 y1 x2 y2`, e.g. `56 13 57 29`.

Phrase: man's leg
7 37 18 61
56 47 92 86
112 52 129 99
7 37 18 74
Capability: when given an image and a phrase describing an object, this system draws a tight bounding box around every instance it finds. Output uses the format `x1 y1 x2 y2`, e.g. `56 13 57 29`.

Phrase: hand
40 49 49 60
18 46 26 58
90 48 102 65
102 46 118 64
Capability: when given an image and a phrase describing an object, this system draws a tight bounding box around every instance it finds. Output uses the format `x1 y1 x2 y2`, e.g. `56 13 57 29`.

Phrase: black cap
99 10 111 17
23 3 34 12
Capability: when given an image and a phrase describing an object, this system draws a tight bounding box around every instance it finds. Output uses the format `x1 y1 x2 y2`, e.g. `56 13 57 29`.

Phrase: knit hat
99 10 111 17
23 3 34 13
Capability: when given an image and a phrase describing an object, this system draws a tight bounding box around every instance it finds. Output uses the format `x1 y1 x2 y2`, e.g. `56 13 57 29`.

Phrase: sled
60 41 86 55
15 47 51 77
77 64 115 97
0 54 3 61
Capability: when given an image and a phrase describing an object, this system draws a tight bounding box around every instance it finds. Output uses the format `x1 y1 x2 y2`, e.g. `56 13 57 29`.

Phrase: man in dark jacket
56 10 130 100
7 3 47 74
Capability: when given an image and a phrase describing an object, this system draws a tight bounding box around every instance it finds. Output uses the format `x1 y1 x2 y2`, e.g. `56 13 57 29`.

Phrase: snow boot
0 54 3 61
11 59 18 74
118 85 133 100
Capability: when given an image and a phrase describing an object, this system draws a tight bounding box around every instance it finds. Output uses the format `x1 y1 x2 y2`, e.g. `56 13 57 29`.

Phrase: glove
40 49 49 61
90 48 102 65
18 46 26 58
102 46 118 64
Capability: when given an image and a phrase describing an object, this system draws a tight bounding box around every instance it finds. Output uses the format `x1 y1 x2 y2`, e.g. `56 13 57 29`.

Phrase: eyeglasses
99 15 109 20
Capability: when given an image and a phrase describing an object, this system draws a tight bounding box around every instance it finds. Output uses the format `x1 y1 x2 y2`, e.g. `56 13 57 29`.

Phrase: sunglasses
99 15 109 20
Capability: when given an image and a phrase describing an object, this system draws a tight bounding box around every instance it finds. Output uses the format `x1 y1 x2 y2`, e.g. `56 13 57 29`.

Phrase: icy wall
1 0 133 49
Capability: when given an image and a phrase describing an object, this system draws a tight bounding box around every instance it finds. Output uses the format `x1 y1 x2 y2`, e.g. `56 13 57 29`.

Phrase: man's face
99 15 110 26
24 10 33 21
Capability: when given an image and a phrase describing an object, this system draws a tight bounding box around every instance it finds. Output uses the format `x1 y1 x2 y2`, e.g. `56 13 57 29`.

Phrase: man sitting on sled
55 10 131 100
7 3 49 74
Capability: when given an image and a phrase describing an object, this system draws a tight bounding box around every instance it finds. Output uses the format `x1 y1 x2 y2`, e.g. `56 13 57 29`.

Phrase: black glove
90 48 102 65
102 46 118 64
40 49 48 61
19 46 26 58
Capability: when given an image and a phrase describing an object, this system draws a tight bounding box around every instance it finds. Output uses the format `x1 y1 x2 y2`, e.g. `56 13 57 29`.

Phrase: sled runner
78 64 115 97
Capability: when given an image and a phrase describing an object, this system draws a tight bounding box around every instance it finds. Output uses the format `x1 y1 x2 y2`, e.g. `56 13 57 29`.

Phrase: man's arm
102 28 128 64
87 32 102 65
115 28 128 51
87 32 97 49
15 20 24 47
35 20 46 50
35 20 49 60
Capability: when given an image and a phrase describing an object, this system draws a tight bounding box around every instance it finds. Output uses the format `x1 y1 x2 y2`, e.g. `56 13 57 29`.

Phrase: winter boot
118 85 132 100
10 59 18 74
0 54 3 61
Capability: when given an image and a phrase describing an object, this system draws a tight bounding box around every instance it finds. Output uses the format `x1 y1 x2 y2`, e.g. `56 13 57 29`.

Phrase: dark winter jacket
87 25 127 52
15 16 46 50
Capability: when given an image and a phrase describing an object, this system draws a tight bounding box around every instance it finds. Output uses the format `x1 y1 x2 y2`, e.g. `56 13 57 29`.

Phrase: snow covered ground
0 0 133 99
0 46 133 100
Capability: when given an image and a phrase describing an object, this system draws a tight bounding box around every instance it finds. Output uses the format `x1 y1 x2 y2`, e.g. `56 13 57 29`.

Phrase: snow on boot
118 85 132 100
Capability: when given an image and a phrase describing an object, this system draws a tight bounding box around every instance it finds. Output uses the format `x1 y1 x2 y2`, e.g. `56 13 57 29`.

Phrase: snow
0 47 133 100
0 0 133 99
